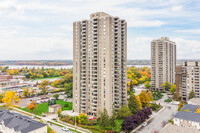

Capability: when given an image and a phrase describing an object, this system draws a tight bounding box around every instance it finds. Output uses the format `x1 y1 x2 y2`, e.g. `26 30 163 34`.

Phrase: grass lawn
94 119 123 133
22 100 72 116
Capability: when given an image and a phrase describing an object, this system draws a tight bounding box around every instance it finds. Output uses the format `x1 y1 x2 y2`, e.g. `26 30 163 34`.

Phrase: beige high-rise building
73 12 127 116
151 37 176 91
181 61 200 101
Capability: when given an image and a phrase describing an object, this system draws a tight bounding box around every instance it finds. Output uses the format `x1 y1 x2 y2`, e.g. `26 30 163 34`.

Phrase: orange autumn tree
27 100 37 113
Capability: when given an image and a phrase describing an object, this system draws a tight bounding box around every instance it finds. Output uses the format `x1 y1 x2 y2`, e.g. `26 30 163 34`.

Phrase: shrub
64 103 69 107
150 103 161 111
164 98 172 103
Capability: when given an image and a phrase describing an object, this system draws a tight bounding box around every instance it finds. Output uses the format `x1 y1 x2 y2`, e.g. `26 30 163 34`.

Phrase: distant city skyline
0 0 200 60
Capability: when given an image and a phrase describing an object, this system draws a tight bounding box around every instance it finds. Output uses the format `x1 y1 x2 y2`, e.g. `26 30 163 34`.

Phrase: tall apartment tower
73 12 127 116
151 37 176 91
181 61 200 101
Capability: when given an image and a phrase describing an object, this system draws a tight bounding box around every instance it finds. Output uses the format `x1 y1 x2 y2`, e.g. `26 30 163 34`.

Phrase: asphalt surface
49 124 74 133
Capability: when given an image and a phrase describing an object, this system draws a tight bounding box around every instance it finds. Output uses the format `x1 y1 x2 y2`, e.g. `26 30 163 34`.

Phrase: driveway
135 94 178 133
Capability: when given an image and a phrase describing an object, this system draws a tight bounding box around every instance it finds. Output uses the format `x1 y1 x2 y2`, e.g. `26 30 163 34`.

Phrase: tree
0 94 4 103
147 91 153 101
39 80 50 94
22 87 30 97
139 91 150 108
136 96 142 109
53 94 59 100
64 83 73 97
144 81 151 89
78 113 87 124
53 99 56 105
170 85 176 94
99 109 110 129
117 105 132 119
178 102 183 111
57 107 62 117
132 79 138 85
128 93 140 114
162 82 172 91
189 90 195 99
27 100 37 113
2 91 20 106
121 107 152 132
51 80 61 88
109 108 117 131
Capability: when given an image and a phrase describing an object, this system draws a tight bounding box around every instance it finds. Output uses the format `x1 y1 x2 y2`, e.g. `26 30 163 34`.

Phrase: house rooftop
189 98 200 105
182 104 200 113
174 111 200 123
0 110 46 133
160 123 200 133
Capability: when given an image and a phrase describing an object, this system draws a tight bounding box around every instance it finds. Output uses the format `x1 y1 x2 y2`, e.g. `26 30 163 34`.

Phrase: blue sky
0 0 200 60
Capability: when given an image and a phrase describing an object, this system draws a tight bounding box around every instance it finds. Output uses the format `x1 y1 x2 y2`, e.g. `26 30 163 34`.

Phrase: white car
62 127 70 131
142 122 147 127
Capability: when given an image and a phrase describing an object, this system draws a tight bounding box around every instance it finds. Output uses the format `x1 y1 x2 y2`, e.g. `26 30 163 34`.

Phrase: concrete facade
151 37 176 91
73 12 127 116
182 61 200 101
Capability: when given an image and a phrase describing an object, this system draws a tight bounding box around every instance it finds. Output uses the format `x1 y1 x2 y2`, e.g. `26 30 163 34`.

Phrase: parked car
142 122 147 127
62 127 69 131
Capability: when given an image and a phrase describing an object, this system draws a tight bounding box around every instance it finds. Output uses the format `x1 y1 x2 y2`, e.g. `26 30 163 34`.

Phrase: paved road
49 124 74 133
135 94 178 133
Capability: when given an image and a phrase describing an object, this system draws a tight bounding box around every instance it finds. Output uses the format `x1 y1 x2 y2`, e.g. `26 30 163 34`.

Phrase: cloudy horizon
0 0 200 60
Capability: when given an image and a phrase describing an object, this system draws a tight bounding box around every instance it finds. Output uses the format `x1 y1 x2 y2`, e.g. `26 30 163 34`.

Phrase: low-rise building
173 111 200 129
49 104 62 113
0 110 47 133
188 98 200 105
0 75 31 93
160 123 200 133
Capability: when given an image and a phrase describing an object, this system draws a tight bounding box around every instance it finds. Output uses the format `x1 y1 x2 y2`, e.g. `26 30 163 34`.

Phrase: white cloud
174 29 200 34
172 5 183 11
172 37 200 59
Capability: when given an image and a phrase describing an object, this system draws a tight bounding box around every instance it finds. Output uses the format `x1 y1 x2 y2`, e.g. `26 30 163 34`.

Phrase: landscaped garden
153 91 164 100
21 100 72 116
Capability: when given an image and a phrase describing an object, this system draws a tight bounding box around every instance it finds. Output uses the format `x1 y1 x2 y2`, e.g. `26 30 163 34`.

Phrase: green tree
162 82 172 91
128 93 140 114
0 94 3 103
109 108 117 131
170 85 176 94
189 90 195 99
53 94 59 100
144 81 151 89
64 83 73 97
99 109 110 130
117 105 132 119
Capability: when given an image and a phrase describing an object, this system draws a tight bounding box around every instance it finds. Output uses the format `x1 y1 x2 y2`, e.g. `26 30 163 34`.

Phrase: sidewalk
12 107 89 133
